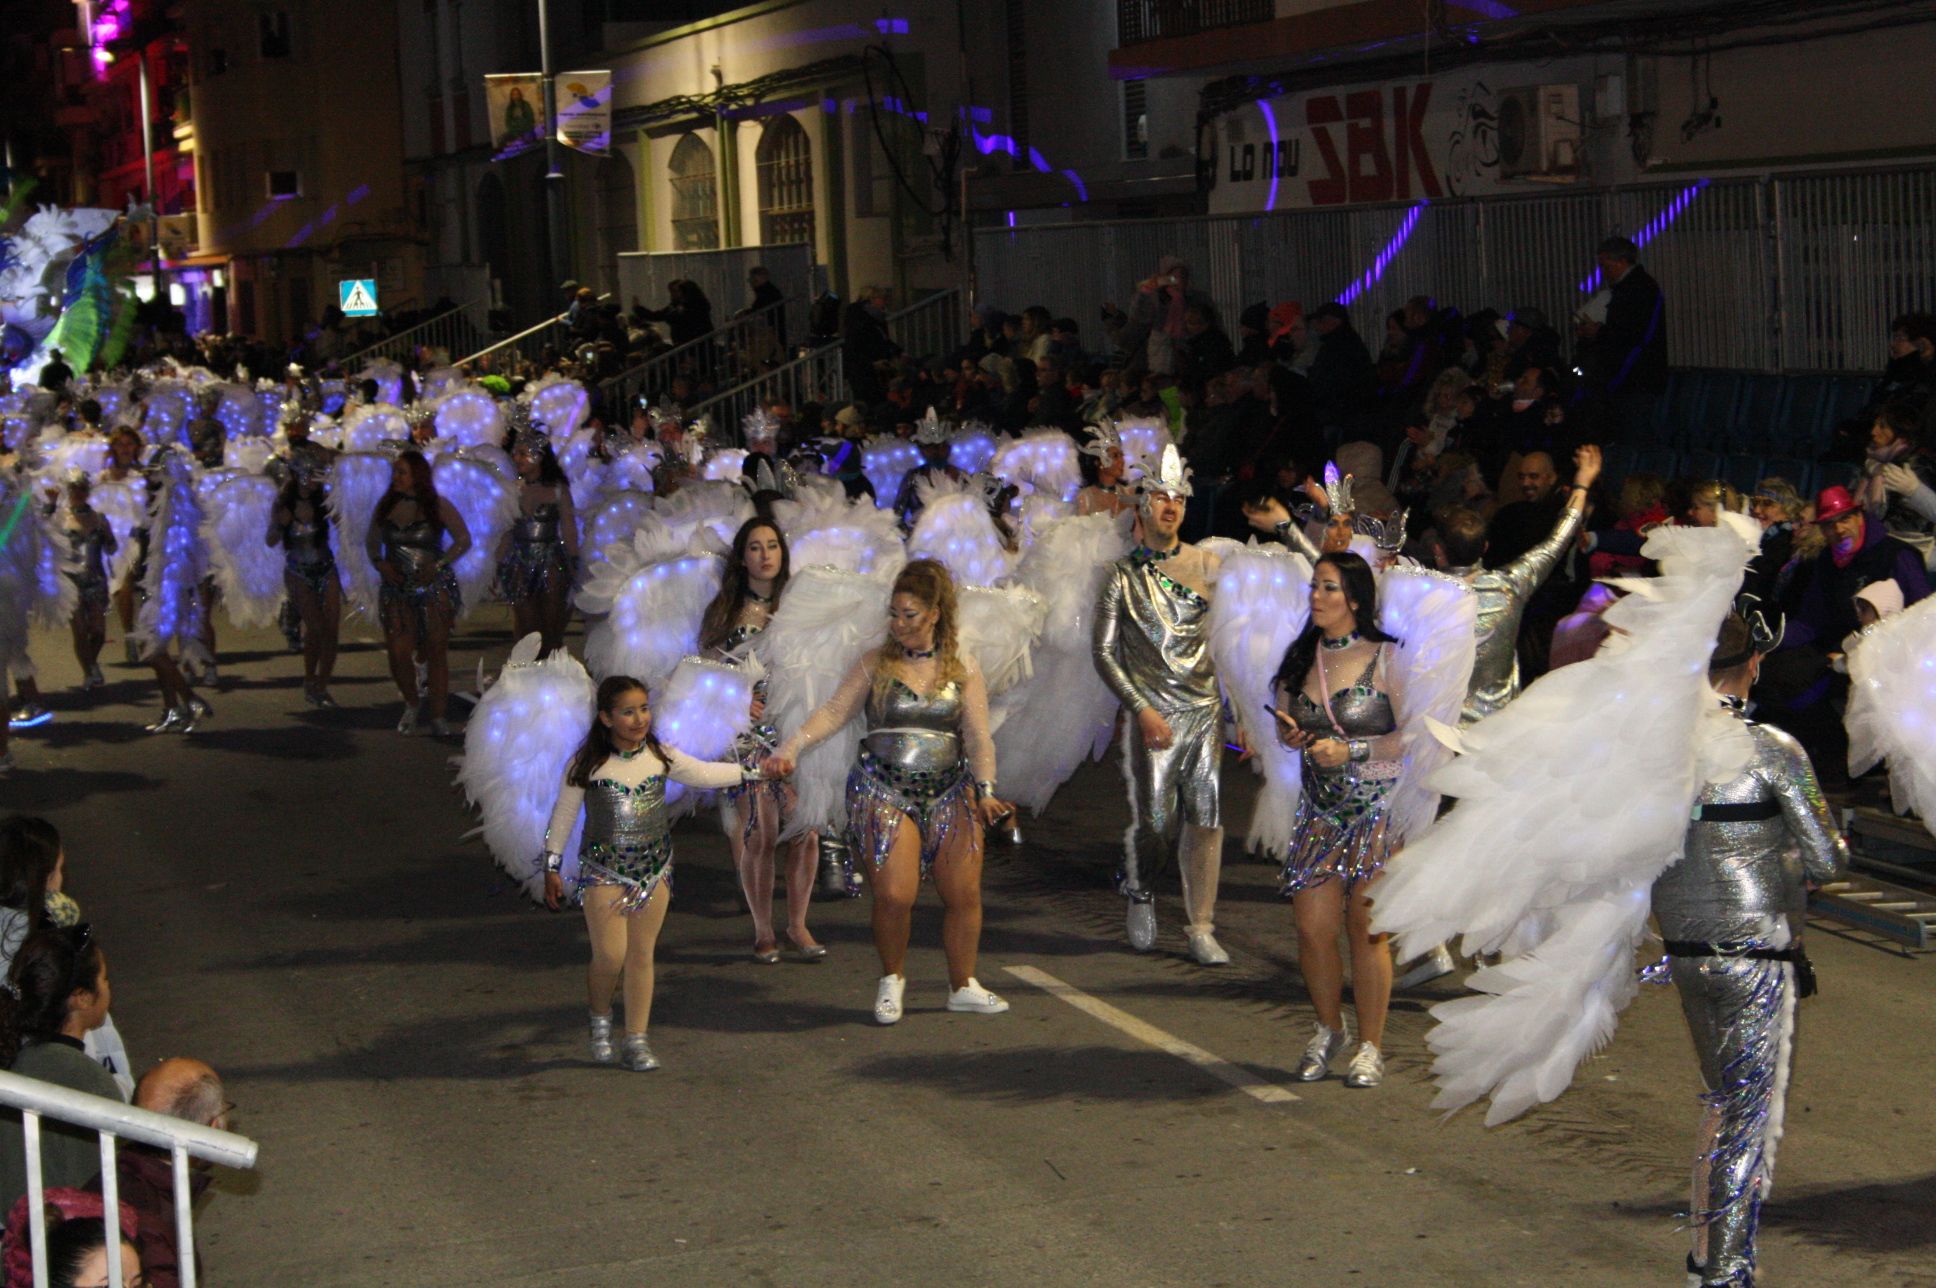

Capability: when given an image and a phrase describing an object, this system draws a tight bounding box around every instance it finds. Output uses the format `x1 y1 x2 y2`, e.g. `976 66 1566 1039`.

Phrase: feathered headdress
1078 419 1123 460
742 407 779 446
1356 506 1410 557
1139 444 1194 499
506 400 549 455
745 454 793 500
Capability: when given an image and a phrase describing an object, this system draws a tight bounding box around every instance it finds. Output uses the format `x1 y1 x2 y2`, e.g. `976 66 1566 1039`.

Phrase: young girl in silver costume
493 429 577 658
697 516 823 964
1271 551 1405 1089
540 675 761 1072
764 559 1014 1025
266 453 342 708
59 473 116 691
366 449 471 736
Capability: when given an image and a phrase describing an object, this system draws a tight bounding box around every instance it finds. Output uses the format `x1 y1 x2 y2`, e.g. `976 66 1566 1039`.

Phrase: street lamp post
537 0 569 297
135 45 163 305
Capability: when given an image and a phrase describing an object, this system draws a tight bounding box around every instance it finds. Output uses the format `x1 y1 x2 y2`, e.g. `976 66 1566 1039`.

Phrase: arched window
668 133 719 251
756 115 814 247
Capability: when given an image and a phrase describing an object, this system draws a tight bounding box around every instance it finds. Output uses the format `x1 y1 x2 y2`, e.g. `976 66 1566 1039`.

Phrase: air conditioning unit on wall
1497 84 1582 181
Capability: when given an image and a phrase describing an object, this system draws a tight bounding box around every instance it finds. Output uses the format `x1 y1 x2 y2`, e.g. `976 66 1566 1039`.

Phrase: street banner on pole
486 73 546 158
557 70 612 156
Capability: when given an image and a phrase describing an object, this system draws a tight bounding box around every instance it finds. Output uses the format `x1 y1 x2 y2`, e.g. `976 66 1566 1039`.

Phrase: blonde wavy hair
873 558 967 702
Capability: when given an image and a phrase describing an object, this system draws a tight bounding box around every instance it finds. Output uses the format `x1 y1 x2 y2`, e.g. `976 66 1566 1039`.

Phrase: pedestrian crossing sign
339 278 379 317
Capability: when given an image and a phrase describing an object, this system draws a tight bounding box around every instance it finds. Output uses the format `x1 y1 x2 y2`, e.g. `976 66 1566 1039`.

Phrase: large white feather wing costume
995 513 1136 812
328 453 396 618
455 634 598 902
202 473 285 627
1208 542 1313 853
429 454 518 616
655 653 760 816
577 520 723 689
907 488 1014 588
765 566 894 839
1372 516 1760 1125
959 584 1048 734
89 477 148 586
991 430 1082 503
773 491 907 577
1377 566 1480 846
132 450 212 671
1845 594 1936 836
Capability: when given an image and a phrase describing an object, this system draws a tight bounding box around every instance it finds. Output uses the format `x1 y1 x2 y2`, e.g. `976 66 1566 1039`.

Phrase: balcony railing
1117 0 1276 44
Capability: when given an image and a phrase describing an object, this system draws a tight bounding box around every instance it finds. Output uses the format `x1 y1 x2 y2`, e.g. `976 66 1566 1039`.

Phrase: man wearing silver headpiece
740 408 799 499
894 409 961 530
1655 609 1845 1288
1092 445 1231 964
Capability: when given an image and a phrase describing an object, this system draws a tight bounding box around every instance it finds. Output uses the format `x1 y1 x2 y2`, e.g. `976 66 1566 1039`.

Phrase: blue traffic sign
339 278 379 317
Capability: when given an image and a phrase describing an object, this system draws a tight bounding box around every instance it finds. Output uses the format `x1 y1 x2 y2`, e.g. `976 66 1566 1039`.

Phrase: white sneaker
946 978 1010 1014
1186 929 1230 966
1126 900 1157 951
397 707 418 736
1344 1041 1385 1089
1395 943 1457 990
873 974 906 1025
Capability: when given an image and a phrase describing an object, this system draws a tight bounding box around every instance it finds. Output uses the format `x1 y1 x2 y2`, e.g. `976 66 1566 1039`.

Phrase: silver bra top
582 773 669 850
863 677 964 774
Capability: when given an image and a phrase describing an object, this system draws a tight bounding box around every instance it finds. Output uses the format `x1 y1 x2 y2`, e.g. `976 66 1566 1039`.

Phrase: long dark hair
0 816 60 925
276 471 328 518
376 449 442 532
512 437 567 486
1274 552 1398 699
698 517 790 651
566 676 668 787
0 925 104 1068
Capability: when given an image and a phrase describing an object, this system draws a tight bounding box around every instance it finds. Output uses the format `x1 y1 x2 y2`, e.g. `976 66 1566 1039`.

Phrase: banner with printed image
557 70 612 156
486 73 546 158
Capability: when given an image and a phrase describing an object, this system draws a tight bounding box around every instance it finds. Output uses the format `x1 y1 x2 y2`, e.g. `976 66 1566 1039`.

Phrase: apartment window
266 170 302 200
1122 79 1149 160
259 11 291 59
755 115 814 247
667 133 718 251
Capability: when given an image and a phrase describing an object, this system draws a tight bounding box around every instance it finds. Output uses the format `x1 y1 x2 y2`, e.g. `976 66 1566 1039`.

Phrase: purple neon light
1577 179 1710 292
1449 0 1519 17
1336 201 1428 305
1257 99 1280 214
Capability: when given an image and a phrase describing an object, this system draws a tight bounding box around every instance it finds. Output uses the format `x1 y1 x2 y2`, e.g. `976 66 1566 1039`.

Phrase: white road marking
1003 965 1300 1104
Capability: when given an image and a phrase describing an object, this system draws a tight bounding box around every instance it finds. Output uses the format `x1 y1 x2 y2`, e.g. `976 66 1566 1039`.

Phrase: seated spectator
1679 479 1740 528
1585 471 1669 579
87 1059 228 1288
1174 304 1237 387
1236 303 1273 367
1305 303 1375 433
1501 307 1564 380
1858 401 1936 561
1016 306 1053 364
1 1188 140 1288
1048 318 1088 370
1829 579 1905 674
0 927 123 1218
1266 301 1306 364
1743 477 1809 610
1486 450 1584 678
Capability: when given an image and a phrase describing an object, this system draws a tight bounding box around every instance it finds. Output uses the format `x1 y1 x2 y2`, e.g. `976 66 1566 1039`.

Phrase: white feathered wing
1207 542 1313 854
202 473 285 627
576 520 723 689
1845 594 1936 836
1372 515 1760 1125
1376 566 1480 846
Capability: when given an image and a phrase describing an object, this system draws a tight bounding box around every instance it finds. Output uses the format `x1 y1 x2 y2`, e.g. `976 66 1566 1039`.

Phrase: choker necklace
1320 631 1360 651
902 645 936 660
745 587 774 606
612 742 646 758
1131 543 1179 562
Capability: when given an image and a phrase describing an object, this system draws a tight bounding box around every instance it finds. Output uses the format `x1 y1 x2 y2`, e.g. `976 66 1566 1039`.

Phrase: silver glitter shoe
1186 929 1230 966
1395 943 1457 990
187 695 213 721
873 973 905 1025
587 1012 615 1064
619 1033 659 1071
1295 1023 1351 1082
1126 900 1157 952
144 706 191 735
1344 1041 1385 1089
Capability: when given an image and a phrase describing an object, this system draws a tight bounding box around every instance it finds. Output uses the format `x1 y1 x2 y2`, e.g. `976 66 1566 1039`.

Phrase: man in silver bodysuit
1652 611 1846 1288
1092 446 1231 965
1436 443 1602 725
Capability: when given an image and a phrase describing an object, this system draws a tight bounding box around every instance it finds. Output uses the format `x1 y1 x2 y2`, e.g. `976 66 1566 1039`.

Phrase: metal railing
685 342 846 445
1 1069 258 1288
887 287 966 364
456 294 611 372
343 298 490 369
1118 0 1275 44
973 164 1936 375
598 297 789 415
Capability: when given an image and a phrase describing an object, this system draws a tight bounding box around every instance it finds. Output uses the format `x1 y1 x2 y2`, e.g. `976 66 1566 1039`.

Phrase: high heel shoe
783 932 828 961
752 940 782 964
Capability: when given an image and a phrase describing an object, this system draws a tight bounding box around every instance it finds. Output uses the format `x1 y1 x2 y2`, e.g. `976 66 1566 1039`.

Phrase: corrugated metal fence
974 165 1936 374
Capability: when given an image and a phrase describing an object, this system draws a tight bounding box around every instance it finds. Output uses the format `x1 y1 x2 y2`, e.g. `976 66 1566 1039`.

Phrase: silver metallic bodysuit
1449 501 1586 725
847 677 976 875
1092 549 1222 900
281 508 337 598
1279 646 1401 893
1650 700 1847 1288
497 500 570 599
578 773 675 913
64 511 117 610
377 515 459 636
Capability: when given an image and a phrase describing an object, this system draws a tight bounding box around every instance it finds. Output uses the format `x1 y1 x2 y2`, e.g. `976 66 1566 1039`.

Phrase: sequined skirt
1280 762 1399 895
722 721 794 844
846 747 977 877
496 540 571 601
379 568 460 637
576 838 674 913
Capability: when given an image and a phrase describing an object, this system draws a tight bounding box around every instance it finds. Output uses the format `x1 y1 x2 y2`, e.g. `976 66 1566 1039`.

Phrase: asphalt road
5 610 1931 1287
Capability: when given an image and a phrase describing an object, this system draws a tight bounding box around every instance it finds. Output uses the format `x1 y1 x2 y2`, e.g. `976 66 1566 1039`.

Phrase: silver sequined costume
544 747 750 913
279 507 337 599
1448 501 1586 725
1650 699 1846 1288
846 677 979 876
1278 645 1401 893
496 501 571 600
714 620 792 847
64 511 118 612
1092 549 1222 902
376 514 460 636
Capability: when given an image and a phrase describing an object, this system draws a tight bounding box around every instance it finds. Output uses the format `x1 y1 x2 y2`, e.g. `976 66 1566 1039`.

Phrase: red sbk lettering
1303 83 1442 205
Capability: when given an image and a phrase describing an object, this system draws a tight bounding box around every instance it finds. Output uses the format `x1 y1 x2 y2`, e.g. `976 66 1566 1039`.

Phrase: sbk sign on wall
1206 61 1611 214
